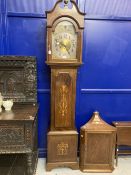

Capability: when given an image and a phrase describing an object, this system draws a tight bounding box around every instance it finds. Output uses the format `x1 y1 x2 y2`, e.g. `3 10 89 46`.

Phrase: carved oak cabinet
46 0 85 171
0 56 38 175
80 112 116 173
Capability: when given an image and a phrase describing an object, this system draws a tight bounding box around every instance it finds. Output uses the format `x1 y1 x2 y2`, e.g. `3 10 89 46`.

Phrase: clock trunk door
51 68 77 130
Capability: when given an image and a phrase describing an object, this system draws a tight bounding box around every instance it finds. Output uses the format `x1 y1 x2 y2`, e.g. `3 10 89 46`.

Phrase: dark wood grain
51 68 77 130
0 153 37 175
0 56 37 103
0 56 38 175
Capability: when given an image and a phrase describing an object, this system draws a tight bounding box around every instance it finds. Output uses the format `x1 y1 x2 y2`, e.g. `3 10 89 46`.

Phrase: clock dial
52 21 77 59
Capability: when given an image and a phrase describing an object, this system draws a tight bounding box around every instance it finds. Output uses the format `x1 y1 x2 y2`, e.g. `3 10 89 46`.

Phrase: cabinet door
86 133 111 164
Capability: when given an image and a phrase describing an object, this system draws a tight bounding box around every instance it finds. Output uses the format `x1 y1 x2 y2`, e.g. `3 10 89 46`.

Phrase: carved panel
55 72 72 128
25 126 32 147
0 70 24 98
0 56 37 103
0 126 24 146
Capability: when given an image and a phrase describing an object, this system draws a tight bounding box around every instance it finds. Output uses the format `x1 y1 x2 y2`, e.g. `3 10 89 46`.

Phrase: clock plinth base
46 161 79 171
46 130 78 171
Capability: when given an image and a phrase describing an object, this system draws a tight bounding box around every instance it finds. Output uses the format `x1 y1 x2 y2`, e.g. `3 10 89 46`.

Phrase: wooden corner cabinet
79 111 116 173
0 56 38 175
46 0 85 171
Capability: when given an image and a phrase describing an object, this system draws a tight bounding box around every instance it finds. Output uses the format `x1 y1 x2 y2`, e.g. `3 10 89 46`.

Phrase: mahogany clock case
46 0 85 171
0 56 38 175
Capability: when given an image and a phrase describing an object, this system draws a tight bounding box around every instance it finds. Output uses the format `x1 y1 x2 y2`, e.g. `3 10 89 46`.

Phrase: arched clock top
52 17 79 33
46 0 85 29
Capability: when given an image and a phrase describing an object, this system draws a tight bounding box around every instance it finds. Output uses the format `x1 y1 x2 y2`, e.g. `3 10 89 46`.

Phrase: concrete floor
36 157 131 175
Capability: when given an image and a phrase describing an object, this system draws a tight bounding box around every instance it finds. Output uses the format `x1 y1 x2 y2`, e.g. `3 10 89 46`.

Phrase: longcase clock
46 0 85 171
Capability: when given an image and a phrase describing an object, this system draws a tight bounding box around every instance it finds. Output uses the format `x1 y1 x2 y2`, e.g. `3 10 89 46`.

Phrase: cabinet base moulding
80 165 114 173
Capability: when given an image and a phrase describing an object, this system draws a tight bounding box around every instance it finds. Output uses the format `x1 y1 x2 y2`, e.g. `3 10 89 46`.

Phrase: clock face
52 21 77 60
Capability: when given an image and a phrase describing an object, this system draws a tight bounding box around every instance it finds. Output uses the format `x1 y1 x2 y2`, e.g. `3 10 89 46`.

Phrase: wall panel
76 93 131 131
80 20 131 89
0 14 2 54
7 17 50 88
0 0 6 54
7 0 57 14
78 0 131 18
37 92 50 156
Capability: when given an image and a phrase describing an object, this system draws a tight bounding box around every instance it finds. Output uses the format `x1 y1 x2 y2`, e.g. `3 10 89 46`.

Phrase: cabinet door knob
81 135 84 138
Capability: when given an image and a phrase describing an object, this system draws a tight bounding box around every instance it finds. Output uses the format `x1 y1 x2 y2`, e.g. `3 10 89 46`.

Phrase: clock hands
55 37 73 58
59 41 70 55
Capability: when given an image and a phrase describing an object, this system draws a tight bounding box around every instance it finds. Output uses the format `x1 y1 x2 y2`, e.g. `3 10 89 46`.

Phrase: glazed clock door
52 20 77 60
